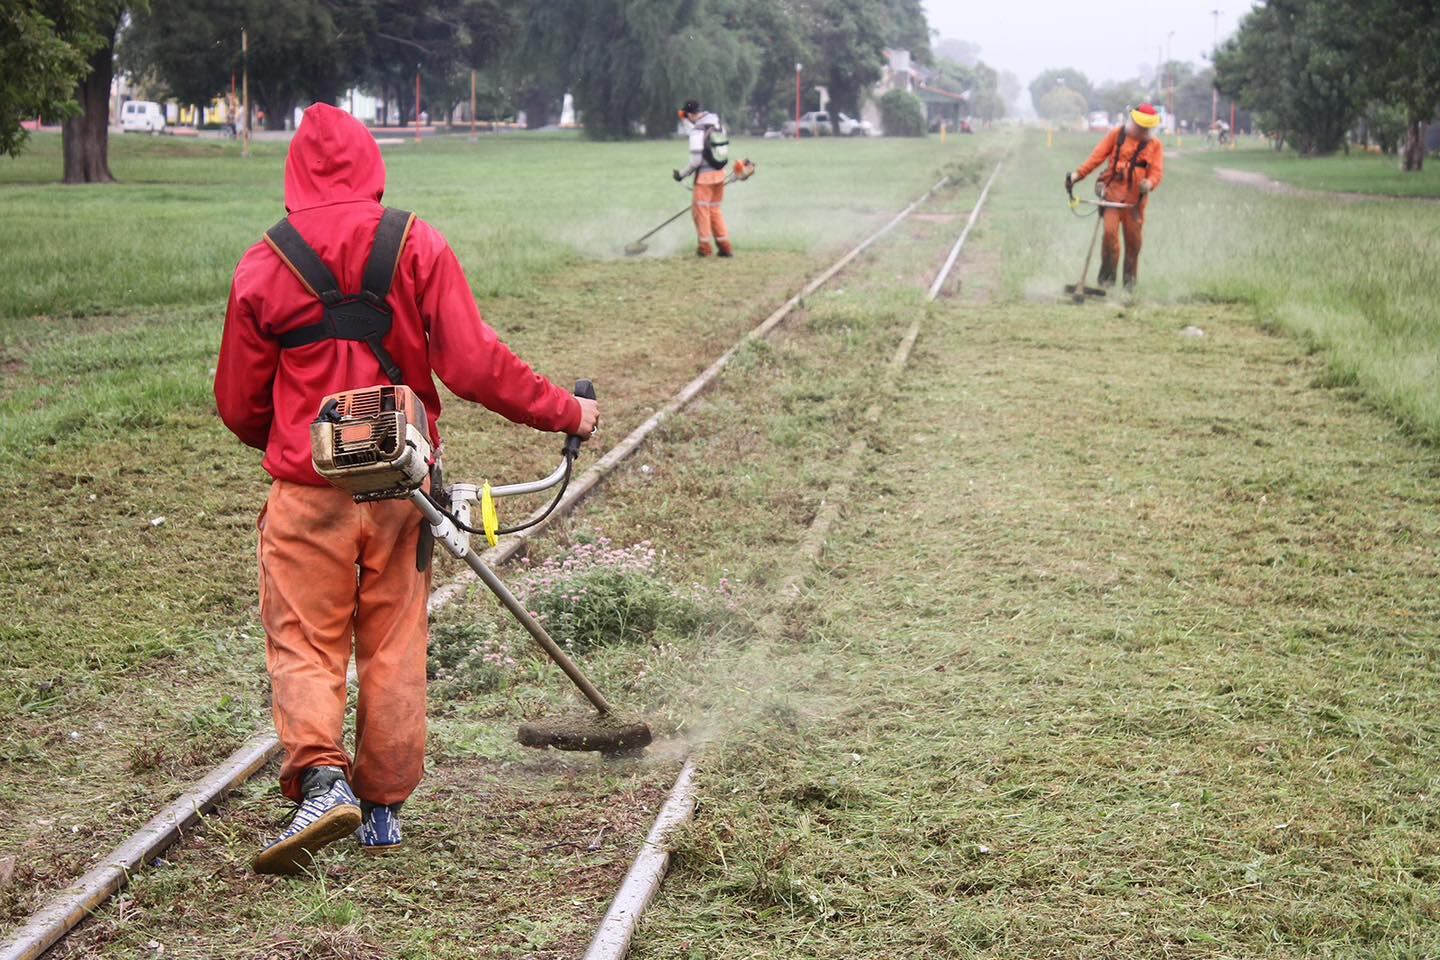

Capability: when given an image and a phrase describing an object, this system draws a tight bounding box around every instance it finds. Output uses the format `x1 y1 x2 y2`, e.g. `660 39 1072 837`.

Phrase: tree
806 0 887 123
969 62 1005 123
124 0 371 132
1029 68 1092 114
521 0 755 140
47 0 128 183
1094 79 1150 119
1037 85 1086 125
1358 0 1440 171
1215 0 1365 155
0 1 93 157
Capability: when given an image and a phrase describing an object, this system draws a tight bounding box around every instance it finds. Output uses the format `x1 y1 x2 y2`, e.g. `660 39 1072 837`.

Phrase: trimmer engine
310 384 431 500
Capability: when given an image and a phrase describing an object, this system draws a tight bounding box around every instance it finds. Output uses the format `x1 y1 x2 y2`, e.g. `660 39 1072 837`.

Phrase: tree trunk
1402 117 1426 172
263 99 293 131
62 28 118 184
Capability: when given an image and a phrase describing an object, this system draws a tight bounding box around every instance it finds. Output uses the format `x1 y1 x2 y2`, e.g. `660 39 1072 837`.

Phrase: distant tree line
0 0 938 180
1026 63 1241 136
1214 0 1440 169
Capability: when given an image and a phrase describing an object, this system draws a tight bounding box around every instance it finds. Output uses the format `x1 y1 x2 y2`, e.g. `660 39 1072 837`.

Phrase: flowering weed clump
515 537 730 650
427 620 516 701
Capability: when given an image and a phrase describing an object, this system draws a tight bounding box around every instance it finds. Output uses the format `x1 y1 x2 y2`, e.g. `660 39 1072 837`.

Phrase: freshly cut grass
634 293 1440 957
991 130 1440 443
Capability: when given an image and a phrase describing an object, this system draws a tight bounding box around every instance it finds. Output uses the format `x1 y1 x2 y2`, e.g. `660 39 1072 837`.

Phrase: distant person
672 99 733 257
215 102 598 875
1066 103 1166 289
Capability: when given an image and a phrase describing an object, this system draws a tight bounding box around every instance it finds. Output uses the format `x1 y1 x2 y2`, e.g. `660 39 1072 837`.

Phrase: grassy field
5 124 1440 957
0 131 947 320
1183 140 1440 197
0 128 980 945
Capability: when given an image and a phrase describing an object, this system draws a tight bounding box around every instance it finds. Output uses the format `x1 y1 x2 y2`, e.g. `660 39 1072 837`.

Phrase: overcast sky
923 0 1252 88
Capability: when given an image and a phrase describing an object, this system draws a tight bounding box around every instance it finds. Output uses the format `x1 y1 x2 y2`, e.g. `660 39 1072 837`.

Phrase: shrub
515 537 724 650
879 90 926 137
428 620 515 700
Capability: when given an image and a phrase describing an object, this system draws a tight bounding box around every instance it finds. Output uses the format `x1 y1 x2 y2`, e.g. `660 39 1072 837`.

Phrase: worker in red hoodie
1067 103 1166 289
216 103 598 875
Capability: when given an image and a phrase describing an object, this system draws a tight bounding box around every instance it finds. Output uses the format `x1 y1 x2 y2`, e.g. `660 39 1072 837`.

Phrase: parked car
781 110 875 137
782 111 833 137
1087 111 1112 131
120 100 166 133
836 112 875 136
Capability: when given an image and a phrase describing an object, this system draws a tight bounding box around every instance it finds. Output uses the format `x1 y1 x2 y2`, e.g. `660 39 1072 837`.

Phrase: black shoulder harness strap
263 207 416 385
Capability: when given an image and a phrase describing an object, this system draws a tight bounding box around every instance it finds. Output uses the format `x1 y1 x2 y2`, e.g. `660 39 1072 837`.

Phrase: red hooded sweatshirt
215 102 580 485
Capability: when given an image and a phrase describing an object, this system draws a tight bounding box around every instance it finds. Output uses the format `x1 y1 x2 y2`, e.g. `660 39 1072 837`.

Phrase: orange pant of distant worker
258 480 430 806
692 169 731 257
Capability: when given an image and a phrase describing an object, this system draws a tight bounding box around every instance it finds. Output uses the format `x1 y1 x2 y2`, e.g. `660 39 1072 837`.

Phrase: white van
120 100 166 133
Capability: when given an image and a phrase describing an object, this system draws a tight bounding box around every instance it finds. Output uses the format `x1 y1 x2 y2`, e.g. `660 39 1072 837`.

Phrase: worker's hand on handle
1064 171 1075 193
566 380 599 463
1139 179 1153 196
672 169 684 182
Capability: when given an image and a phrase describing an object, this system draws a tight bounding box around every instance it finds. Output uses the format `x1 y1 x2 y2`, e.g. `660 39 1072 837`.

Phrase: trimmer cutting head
517 712 653 754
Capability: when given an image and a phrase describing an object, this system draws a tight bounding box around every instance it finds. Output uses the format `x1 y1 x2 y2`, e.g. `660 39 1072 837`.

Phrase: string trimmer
624 158 757 256
1063 178 1134 304
310 380 652 755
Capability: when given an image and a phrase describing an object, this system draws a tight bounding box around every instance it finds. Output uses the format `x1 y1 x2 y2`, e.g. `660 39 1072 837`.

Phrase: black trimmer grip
565 379 596 459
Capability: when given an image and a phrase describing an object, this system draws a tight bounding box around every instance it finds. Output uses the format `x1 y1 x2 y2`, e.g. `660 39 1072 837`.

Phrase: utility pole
241 26 250 158
795 63 802 140
1166 31 1175 135
1211 8 1222 128
414 64 421 143
470 69 477 142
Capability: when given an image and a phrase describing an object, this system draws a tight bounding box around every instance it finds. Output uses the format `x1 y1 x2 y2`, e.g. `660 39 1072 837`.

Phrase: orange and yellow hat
1131 103 1161 129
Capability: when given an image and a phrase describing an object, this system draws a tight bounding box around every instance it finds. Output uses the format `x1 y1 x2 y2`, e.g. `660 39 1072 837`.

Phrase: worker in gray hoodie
672 99 732 257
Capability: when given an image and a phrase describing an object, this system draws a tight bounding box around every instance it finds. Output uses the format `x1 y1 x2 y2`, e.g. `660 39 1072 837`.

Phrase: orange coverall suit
215 104 581 808
1075 127 1165 287
692 169 730 256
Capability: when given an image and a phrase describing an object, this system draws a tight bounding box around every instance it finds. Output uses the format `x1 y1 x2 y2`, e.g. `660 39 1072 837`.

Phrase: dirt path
1215 165 1440 203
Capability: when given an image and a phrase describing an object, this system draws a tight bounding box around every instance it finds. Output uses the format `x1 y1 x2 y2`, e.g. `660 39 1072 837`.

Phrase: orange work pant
1098 196 1146 288
258 480 430 805
691 170 730 256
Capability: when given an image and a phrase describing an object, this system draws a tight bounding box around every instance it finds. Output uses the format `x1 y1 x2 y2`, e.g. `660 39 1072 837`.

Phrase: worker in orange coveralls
215 102 598 875
1067 102 1166 289
672 98 733 257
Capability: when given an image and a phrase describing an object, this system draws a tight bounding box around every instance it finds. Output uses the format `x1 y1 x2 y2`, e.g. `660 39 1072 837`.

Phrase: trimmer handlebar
564 379 595 461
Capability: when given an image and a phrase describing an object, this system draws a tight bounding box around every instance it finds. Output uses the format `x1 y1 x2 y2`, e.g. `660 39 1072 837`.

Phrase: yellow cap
1131 104 1161 129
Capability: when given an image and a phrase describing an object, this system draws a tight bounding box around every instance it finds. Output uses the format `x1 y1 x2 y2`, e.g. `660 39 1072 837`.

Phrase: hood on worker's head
284 102 385 212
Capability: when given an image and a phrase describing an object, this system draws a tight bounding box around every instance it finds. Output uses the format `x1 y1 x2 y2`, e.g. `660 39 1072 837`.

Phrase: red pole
795 63 801 140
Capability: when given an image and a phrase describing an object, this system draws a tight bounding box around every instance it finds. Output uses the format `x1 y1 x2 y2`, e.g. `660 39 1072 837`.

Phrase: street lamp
795 63 802 140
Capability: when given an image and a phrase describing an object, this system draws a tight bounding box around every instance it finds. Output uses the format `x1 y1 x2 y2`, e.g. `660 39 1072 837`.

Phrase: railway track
578 160 1004 960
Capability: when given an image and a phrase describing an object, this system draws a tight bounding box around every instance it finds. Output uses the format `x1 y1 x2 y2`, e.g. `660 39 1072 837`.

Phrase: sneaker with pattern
252 766 362 875
356 801 403 854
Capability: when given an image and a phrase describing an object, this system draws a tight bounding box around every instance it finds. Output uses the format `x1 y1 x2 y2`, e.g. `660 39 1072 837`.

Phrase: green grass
0 130 957 321
6 126 1440 957
0 129 979 936
1184 140 1440 197
990 130 1440 443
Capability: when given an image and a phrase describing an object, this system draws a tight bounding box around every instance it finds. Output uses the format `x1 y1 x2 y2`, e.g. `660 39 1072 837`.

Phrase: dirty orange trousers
258 480 430 805
692 170 730 256
1098 192 1147 287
